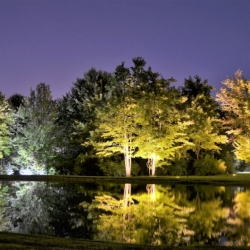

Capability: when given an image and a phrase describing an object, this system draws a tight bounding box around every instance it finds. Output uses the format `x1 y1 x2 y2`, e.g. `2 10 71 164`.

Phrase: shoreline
0 174 250 186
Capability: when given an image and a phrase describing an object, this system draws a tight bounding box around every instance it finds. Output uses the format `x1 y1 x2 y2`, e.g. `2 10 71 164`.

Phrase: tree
186 99 227 175
134 86 192 176
10 83 57 173
89 95 138 177
86 58 189 177
0 92 13 159
85 65 143 177
180 75 217 115
56 68 112 175
84 59 149 177
177 76 227 175
216 70 250 163
8 94 24 111
186 97 227 159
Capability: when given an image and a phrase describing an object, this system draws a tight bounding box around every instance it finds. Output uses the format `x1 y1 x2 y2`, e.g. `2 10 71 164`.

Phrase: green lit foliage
218 144 235 174
187 186 228 245
84 60 142 176
86 58 191 176
232 135 250 163
86 83 138 176
194 153 227 176
130 186 194 245
233 191 250 219
0 92 13 159
178 76 227 175
87 185 194 245
131 59 191 175
10 83 57 173
216 70 250 133
184 97 227 164
226 190 250 246
216 70 250 163
134 87 192 175
170 114 227 176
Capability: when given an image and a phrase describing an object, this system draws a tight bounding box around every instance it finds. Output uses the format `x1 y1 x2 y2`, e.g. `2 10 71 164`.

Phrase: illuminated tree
177 76 227 175
86 58 188 176
134 87 192 176
84 60 143 177
10 83 57 173
87 87 138 177
216 70 250 163
187 97 227 157
0 92 13 159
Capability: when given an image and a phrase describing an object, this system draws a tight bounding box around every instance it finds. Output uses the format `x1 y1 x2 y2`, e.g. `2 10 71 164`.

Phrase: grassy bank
0 232 249 250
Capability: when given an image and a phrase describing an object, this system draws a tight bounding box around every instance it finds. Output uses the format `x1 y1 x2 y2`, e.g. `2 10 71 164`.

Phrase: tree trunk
124 145 131 177
151 155 156 176
148 154 156 176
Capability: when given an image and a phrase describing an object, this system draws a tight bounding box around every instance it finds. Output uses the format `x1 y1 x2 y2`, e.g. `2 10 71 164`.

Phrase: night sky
1 0 250 99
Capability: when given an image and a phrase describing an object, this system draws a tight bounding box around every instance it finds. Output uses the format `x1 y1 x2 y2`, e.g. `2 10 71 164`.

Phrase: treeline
0 58 249 176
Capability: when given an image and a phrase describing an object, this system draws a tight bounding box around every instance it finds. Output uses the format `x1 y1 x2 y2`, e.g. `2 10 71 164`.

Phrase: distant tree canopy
216 70 250 163
1 58 248 175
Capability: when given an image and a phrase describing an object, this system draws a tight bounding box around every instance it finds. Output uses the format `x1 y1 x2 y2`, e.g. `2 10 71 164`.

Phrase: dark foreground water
0 180 249 247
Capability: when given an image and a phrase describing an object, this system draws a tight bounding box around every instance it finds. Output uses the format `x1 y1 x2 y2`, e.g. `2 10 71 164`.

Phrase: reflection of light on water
151 193 156 201
150 184 156 201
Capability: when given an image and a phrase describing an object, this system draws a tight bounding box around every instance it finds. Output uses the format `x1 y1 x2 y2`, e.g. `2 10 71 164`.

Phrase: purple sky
1 0 250 99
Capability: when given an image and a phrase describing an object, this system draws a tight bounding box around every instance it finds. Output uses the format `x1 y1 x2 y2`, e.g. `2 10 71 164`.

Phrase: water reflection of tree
6 182 95 238
88 184 194 246
186 186 228 245
0 184 9 230
47 183 94 238
6 182 52 234
225 189 250 246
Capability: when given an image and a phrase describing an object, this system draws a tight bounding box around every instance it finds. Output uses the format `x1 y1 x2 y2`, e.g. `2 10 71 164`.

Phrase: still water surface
0 181 249 246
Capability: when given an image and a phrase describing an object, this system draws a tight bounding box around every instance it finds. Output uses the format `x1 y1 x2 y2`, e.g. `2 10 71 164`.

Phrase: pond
0 179 249 247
